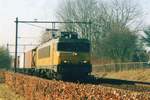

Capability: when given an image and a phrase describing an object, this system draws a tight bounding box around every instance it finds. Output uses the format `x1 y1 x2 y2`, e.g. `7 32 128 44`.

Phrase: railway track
79 76 150 92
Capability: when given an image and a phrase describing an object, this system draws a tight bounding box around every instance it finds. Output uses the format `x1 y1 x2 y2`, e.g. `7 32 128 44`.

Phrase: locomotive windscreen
57 42 90 52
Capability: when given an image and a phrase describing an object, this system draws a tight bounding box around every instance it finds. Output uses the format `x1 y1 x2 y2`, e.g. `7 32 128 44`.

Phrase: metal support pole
14 17 18 72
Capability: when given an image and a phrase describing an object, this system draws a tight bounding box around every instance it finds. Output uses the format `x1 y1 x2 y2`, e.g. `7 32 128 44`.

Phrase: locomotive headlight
83 60 88 63
64 60 67 63
80 60 88 64
63 60 71 64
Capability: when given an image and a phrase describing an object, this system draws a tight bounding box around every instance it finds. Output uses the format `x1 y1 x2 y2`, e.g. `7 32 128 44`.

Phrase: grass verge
0 84 24 100
93 69 150 82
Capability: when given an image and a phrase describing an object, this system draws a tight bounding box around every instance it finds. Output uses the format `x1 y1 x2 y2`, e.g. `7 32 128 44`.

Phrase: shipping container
24 48 36 68
24 50 32 68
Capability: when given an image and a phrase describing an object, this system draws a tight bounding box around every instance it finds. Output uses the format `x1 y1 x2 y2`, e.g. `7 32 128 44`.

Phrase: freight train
17 32 92 80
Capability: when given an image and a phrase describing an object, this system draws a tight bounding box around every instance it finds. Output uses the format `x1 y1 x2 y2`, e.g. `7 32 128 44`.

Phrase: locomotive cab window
57 42 90 52
38 46 50 59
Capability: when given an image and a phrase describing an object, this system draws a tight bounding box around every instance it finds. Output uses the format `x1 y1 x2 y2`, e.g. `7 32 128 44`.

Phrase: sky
0 0 150 55
0 0 60 55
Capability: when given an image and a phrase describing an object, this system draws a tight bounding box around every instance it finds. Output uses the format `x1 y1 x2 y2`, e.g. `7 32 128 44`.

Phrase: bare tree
92 0 142 61
57 0 99 39
96 0 141 34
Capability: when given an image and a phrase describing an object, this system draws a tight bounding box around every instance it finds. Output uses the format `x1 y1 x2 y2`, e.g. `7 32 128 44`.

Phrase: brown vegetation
5 72 150 100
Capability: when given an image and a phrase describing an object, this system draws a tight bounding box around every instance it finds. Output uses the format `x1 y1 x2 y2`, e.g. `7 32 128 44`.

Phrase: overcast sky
0 0 150 54
0 0 60 54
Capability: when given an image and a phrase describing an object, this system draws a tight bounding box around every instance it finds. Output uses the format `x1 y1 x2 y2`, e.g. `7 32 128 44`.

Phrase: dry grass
0 84 24 100
93 69 150 82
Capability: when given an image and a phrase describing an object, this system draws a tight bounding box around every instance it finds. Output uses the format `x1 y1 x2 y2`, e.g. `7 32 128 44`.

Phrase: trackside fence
92 62 150 72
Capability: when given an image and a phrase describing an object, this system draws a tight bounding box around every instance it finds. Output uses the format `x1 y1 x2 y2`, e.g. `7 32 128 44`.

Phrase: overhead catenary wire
18 36 39 39
23 23 49 29
8 44 39 46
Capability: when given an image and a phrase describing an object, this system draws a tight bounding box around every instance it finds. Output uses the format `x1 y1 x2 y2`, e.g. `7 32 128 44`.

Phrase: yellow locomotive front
56 38 92 77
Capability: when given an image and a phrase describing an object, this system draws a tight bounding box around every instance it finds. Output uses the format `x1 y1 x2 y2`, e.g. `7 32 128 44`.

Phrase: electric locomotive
22 32 92 80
